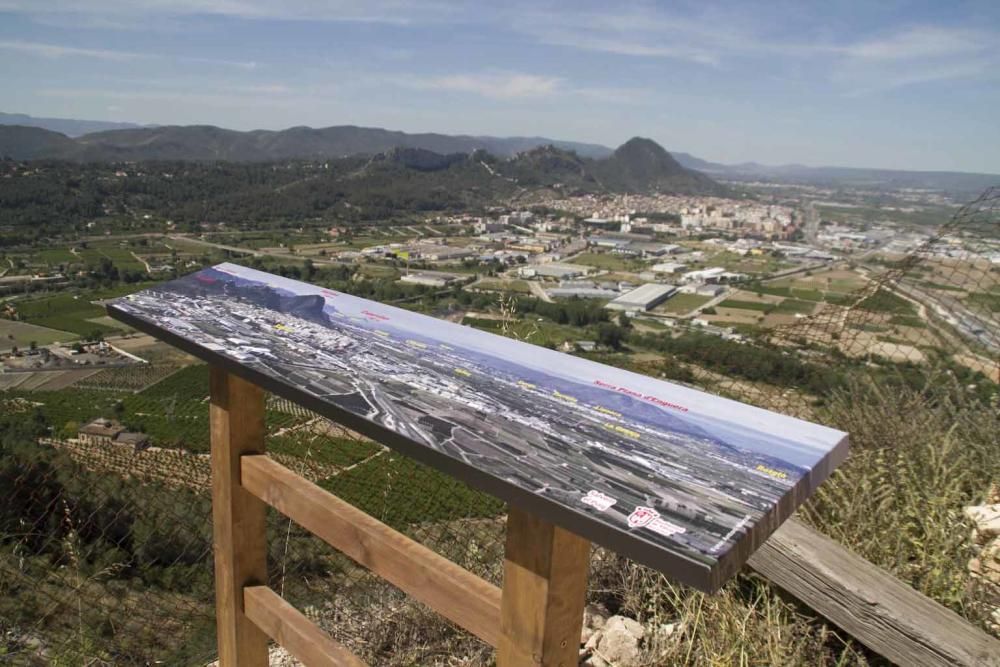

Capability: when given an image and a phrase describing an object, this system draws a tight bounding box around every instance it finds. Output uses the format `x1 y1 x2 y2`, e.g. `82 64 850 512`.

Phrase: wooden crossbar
244 585 367 667
748 518 1000 667
240 454 504 647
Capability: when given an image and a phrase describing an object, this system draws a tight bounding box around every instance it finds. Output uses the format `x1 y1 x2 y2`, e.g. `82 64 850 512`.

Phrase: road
679 288 732 319
894 280 997 355
529 280 554 303
131 251 153 273
167 234 342 266
802 201 820 245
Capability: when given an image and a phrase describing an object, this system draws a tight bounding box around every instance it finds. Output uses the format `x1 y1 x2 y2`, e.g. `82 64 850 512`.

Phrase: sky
0 0 998 173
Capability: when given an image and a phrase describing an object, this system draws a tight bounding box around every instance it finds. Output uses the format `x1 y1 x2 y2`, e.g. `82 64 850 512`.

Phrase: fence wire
1 188 997 666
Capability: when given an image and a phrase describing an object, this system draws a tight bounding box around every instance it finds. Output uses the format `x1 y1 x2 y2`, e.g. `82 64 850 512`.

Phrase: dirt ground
725 290 785 304
839 330 927 363
704 309 763 326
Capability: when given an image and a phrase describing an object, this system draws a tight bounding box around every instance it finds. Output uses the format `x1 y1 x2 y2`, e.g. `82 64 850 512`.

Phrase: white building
681 267 726 283
605 284 678 311
518 263 587 280
651 262 688 275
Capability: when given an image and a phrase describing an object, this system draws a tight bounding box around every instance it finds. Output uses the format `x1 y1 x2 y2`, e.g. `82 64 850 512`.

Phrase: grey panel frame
108 300 847 593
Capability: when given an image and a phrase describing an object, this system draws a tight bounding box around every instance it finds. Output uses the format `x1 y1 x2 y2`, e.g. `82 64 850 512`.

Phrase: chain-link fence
1 188 997 665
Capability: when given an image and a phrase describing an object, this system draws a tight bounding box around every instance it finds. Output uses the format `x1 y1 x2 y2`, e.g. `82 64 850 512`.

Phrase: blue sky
1 1 998 172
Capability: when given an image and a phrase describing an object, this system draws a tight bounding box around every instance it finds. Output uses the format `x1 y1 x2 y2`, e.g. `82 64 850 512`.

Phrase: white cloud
842 26 992 61
832 26 998 95
510 7 999 97
0 0 459 25
512 8 732 66
535 27 720 65
404 72 563 100
0 39 140 61
0 39 256 69
37 87 306 110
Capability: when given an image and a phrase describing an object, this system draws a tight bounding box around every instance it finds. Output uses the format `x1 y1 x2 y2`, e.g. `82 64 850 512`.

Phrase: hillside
0 122 614 162
3 114 994 194
670 151 1000 196
0 138 725 228
595 137 722 194
0 125 80 160
0 112 147 137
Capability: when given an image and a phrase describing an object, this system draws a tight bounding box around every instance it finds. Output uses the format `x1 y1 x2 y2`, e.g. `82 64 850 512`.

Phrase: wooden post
210 367 269 667
498 505 591 667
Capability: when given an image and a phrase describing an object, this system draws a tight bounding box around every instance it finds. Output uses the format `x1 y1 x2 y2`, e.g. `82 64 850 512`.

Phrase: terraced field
0 319 79 348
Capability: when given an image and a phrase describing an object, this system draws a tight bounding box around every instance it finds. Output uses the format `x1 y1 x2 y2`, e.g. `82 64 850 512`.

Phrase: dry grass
588 551 872 666
803 376 1000 625
575 374 999 666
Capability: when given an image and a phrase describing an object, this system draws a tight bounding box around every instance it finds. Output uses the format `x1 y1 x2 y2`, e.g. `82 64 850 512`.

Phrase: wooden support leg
210 368 269 667
498 505 591 667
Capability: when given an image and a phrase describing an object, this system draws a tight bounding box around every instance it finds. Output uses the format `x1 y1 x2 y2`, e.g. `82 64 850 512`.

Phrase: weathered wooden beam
240 454 503 646
497 505 591 667
244 585 367 667
209 368 269 667
748 517 1000 667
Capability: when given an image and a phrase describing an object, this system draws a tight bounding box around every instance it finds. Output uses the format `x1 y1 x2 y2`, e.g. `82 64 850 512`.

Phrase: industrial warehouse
605 283 678 312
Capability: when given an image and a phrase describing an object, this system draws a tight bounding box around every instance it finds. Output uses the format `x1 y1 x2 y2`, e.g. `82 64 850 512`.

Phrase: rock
965 504 1000 539
584 654 611 667
206 646 299 667
592 615 645 666
968 537 1000 586
581 604 608 645
653 621 682 642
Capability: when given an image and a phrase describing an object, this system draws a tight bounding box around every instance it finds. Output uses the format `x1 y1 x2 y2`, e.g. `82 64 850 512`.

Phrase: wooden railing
209 368 590 666
207 367 1000 667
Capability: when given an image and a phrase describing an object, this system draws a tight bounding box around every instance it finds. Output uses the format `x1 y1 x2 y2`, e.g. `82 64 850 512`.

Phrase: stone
206 646 299 667
592 615 645 666
965 504 1000 540
581 603 608 645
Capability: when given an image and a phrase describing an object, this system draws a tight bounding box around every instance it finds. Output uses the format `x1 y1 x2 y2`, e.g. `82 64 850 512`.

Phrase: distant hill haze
0 123 724 196
1 113 995 194
0 112 148 137
0 119 613 161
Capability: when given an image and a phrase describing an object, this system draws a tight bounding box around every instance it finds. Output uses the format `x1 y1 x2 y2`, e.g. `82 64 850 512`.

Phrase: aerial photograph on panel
109 263 848 577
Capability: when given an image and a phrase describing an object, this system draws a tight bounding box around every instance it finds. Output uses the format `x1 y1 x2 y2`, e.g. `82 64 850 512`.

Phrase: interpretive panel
108 263 848 591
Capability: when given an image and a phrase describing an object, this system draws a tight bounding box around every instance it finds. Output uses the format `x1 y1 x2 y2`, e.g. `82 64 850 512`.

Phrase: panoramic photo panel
108 262 849 590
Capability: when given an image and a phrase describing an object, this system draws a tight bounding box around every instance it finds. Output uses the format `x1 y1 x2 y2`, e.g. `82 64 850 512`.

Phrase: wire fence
0 188 997 665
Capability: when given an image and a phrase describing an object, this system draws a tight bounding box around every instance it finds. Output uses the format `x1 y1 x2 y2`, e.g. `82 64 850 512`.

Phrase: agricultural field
268 431 381 471
13 293 124 337
703 307 767 327
0 319 79 349
0 371 103 391
320 452 504 530
9 284 154 337
289 242 344 257
31 247 78 265
598 272 644 283
14 363 313 453
694 250 793 276
716 295 818 317
968 290 1000 313
467 278 531 294
356 264 400 279
90 245 147 272
652 293 713 315
332 234 418 251
760 268 869 303
76 363 188 392
569 252 648 272
463 315 587 348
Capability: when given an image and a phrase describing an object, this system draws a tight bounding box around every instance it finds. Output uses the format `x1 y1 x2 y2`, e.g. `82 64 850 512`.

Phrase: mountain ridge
0 119 614 161
0 122 723 196
2 114 994 193
0 112 149 137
